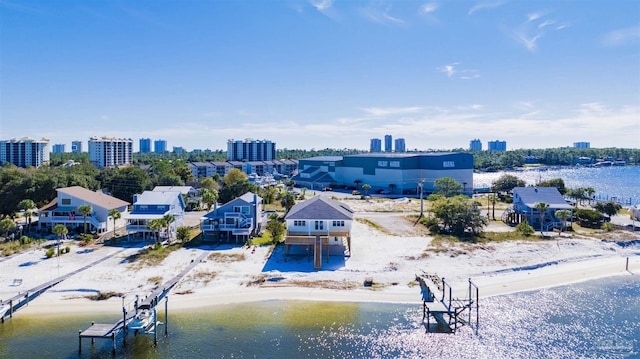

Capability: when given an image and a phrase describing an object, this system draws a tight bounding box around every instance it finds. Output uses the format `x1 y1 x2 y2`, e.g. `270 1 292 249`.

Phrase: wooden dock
0 249 124 322
78 251 208 354
416 274 479 334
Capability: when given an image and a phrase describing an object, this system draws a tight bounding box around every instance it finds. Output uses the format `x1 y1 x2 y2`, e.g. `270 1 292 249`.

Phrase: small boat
128 305 154 331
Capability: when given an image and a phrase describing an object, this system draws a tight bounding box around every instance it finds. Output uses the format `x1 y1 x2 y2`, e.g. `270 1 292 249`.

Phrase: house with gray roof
284 196 353 269
510 187 573 232
38 186 130 234
200 192 263 243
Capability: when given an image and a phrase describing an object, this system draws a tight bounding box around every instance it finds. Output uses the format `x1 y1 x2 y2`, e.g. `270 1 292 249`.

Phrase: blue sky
1 0 639 152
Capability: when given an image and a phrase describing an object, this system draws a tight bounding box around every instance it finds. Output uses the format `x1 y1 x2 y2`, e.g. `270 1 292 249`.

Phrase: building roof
513 187 573 209
153 186 195 195
285 196 353 221
56 186 130 210
134 190 182 205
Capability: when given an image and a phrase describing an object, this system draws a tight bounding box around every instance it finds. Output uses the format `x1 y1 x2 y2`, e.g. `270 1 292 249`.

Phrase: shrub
78 234 93 246
64 246 71 253
45 248 55 258
601 222 613 232
574 208 603 228
19 236 31 245
516 222 535 236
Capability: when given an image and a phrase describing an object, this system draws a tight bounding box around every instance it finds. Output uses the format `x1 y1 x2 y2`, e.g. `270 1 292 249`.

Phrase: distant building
52 144 66 153
0 137 50 168
139 138 152 153
154 139 167 153
88 136 133 168
71 140 83 153
173 146 186 153
469 139 482 151
192 149 202 153
227 139 275 161
384 135 393 152
370 138 382 152
394 138 406 152
573 142 590 149
488 140 507 151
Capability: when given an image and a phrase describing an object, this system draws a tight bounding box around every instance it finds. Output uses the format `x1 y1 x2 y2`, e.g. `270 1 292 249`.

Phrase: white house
284 196 353 269
38 186 130 234
125 191 185 241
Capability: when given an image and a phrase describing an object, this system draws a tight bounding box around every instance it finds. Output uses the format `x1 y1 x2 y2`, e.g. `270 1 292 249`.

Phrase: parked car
322 187 333 191
352 190 361 196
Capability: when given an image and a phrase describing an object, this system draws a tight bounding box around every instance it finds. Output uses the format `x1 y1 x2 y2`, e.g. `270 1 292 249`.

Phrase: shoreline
14 251 639 317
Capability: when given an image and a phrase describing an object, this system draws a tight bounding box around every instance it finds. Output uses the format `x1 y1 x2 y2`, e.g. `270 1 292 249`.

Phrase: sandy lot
1 196 639 317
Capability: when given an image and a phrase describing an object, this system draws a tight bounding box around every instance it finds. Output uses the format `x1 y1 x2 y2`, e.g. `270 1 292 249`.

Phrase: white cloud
360 2 404 25
602 25 640 46
420 2 438 14
310 0 332 12
360 106 424 117
437 62 479 80
509 12 566 52
468 1 504 16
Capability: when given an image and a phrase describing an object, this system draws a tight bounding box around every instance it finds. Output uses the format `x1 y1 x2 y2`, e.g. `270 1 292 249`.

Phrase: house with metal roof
200 192 263 243
509 187 574 232
125 190 185 241
38 186 130 234
284 196 353 269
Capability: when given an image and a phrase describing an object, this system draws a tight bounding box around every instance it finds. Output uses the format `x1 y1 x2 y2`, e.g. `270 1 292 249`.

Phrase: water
1 276 638 358
473 166 640 205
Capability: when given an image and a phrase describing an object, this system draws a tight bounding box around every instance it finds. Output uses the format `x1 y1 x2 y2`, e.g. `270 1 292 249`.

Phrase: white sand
2 202 639 317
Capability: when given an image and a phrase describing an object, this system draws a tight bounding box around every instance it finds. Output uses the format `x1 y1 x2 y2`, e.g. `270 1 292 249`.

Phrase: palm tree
534 202 550 235
488 194 498 220
109 208 121 239
162 214 175 241
201 188 218 210
78 205 93 234
146 219 163 243
586 187 595 205
361 184 371 196
354 179 362 189
17 199 37 235
555 210 571 235
280 191 296 214
0 218 16 239
389 184 397 194
52 224 68 256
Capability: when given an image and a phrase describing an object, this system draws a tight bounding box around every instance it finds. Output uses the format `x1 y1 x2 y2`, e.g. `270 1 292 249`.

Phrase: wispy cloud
468 1 504 16
438 62 480 80
360 106 424 117
420 2 438 15
310 0 332 12
509 12 568 52
602 25 640 46
360 2 404 25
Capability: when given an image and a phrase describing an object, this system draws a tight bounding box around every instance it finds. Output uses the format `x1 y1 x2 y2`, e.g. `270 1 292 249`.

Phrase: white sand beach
2 200 639 318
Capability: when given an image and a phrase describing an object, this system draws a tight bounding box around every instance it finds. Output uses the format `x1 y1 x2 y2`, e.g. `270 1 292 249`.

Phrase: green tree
361 184 371 196
537 178 567 195
146 219 163 243
280 191 296 214
17 199 37 235
264 215 286 244
488 193 498 220
428 195 488 236
534 202 550 235
389 183 397 194
224 168 248 187
162 214 176 241
491 174 525 194
354 179 362 189
594 201 621 220
52 224 69 256
555 209 571 235
261 186 278 205
109 208 121 239
434 177 463 197
200 177 218 191
0 218 16 238
176 226 191 243
201 188 219 210
98 167 152 202
585 187 595 204
78 205 93 234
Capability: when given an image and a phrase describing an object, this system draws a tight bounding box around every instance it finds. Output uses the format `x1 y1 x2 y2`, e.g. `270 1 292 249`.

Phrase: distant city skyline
1 1 638 150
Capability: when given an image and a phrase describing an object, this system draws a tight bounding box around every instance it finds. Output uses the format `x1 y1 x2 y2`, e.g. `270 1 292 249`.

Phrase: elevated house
284 196 353 269
153 185 200 210
508 187 573 231
125 191 185 241
38 186 130 234
200 192 263 243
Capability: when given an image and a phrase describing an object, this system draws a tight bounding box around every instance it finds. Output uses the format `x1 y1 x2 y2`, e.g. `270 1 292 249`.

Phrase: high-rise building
71 140 83 153
488 140 507 151
384 135 393 152
573 142 590 149
0 137 50 168
52 144 66 153
173 146 186 153
370 138 382 152
469 139 482 151
139 138 152 153
227 139 275 161
88 136 133 168
394 138 406 152
154 139 167 153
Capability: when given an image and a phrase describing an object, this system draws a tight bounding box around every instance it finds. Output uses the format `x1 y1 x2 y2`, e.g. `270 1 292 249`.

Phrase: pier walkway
0 249 124 322
79 251 209 354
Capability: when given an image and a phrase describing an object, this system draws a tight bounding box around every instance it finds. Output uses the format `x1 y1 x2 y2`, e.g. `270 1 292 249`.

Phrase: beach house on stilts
504 187 574 232
284 196 353 269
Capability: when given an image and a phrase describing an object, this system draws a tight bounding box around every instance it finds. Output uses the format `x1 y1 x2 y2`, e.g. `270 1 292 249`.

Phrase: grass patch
192 270 218 284
0 238 45 257
126 242 183 269
355 217 391 234
86 291 123 301
148 276 163 286
208 252 246 263
250 232 275 246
